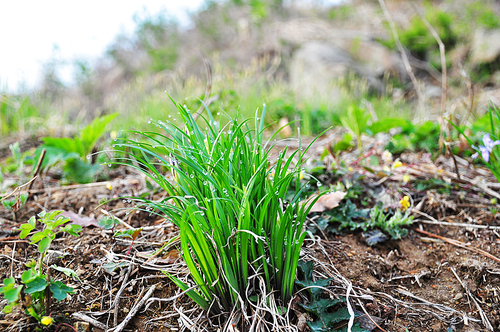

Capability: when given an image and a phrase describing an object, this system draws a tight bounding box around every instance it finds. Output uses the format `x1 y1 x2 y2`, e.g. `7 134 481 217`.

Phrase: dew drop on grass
317 182 322 187
294 214 297 218
190 174 194 179
203 181 208 186
168 115 172 118
86 155 91 160
200 212 205 216
217 112 221 115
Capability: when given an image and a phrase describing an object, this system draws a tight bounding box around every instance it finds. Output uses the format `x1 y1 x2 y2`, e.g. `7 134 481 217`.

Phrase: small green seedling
114 228 142 258
97 215 120 230
2 193 28 220
0 211 82 323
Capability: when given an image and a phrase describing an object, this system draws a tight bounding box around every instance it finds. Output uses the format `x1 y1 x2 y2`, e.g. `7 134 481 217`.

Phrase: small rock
453 292 463 301
43 250 65 265
74 321 90 332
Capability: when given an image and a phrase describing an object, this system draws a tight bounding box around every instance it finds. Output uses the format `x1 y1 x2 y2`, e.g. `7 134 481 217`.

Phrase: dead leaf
61 211 98 227
306 191 347 213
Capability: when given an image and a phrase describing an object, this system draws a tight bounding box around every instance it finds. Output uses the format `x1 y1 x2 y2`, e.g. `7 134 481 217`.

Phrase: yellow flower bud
399 196 411 211
402 174 410 183
393 160 403 169
106 182 113 190
41 316 53 326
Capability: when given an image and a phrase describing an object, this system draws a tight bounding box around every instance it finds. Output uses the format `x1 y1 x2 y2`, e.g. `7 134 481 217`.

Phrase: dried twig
71 312 107 330
414 228 500 263
450 268 494 331
108 283 157 332
113 264 133 326
0 176 38 201
28 148 46 191
413 210 500 230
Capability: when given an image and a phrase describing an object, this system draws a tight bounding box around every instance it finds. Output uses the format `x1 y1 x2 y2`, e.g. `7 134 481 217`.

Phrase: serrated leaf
49 280 74 301
24 276 47 294
300 298 343 316
295 277 332 301
363 229 389 246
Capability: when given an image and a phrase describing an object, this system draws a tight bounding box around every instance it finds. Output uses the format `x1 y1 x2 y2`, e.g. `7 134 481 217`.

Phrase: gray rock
471 28 500 65
290 41 355 100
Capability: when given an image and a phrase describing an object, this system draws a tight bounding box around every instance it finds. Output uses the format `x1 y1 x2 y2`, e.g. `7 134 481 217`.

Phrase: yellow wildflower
110 131 118 140
393 159 403 169
402 174 410 183
41 316 53 326
383 166 391 173
399 196 410 211
106 182 113 190
348 167 354 172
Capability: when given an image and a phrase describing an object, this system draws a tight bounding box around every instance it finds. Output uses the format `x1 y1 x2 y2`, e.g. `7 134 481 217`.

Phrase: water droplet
203 181 208 186
190 174 194 178
86 155 91 160
217 112 221 115
168 115 172 118
108 164 112 167
112 145 115 148
317 182 322 187
113 139 117 142
275 191 279 195
294 214 297 218
200 212 205 216
148 120 151 124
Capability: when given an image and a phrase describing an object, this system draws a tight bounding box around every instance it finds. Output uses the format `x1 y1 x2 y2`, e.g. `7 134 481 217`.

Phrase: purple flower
472 134 500 163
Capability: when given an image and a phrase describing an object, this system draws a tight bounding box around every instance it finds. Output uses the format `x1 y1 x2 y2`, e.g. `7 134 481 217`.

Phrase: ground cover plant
113 99 323 325
38 112 117 184
0 211 81 327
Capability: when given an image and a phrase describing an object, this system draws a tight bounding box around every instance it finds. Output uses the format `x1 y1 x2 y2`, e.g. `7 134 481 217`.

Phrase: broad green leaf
30 231 46 244
38 237 52 253
49 280 74 301
63 224 82 237
78 112 117 158
64 157 101 184
21 269 36 283
24 276 47 294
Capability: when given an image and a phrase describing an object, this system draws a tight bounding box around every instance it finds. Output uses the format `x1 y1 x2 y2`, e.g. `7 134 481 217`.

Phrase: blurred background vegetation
2 0 500 138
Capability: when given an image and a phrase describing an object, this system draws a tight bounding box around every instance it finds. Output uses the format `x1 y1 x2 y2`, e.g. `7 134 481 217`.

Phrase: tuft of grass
115 97 321 316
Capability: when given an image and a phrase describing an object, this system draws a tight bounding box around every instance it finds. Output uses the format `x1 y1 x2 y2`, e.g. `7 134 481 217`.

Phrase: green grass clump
117 98 320 316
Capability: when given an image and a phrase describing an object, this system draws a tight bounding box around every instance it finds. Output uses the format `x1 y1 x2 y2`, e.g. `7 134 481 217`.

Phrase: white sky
0 0 342 93
0 0 206 93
